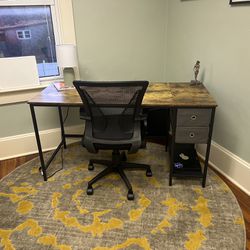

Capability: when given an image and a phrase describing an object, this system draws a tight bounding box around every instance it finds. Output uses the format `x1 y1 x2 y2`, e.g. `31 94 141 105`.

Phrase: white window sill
0 77 63 106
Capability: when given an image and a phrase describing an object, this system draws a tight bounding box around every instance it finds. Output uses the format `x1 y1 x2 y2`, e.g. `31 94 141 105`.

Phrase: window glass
0 6 59 78
24 30 31 39
17 31 24 39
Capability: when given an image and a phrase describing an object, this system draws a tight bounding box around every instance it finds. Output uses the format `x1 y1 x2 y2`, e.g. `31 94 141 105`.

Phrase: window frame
0 0 64 90
16 30 32 40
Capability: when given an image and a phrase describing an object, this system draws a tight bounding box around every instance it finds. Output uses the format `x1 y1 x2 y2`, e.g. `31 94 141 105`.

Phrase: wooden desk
29 82 216 107
28 82 217 186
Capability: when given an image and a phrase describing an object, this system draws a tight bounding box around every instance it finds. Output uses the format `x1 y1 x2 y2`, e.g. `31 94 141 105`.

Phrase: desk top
28 82 217 108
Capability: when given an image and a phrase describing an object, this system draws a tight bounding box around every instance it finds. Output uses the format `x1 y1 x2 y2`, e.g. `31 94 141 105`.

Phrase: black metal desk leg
169 108 177 186
29 105 47 181
58 107 67 149
202 108 216 187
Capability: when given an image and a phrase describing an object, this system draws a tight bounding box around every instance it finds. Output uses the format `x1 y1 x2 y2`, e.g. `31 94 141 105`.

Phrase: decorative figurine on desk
191 60 201 85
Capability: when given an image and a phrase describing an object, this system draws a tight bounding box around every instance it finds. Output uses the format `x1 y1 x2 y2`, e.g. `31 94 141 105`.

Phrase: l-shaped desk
28 82 217 187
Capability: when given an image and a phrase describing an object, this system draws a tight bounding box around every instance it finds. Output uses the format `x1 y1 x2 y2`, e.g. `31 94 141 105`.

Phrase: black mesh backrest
73 81 148 140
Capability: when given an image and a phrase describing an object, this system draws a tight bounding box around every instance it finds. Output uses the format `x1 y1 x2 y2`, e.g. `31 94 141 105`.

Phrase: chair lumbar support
86 150 152 200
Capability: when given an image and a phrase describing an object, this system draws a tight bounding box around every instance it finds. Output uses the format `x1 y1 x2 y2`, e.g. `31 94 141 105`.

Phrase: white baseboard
197 142 250 196
0 125 84 161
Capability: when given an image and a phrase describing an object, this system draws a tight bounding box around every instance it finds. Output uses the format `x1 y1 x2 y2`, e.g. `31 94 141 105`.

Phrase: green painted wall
166 0 250 162
0 104 81 138
72 0 167 81
2 0 249 164
0 0 167 138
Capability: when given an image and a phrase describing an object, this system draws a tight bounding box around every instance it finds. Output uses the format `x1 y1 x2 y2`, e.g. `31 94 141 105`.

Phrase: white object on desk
0 56 40 90
56 44 80 80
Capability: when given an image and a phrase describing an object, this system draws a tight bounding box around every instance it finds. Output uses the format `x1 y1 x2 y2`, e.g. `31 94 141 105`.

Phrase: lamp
56 44 80 82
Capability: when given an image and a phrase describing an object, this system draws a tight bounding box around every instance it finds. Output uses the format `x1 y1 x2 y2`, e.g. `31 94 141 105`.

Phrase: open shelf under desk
170 143 204 178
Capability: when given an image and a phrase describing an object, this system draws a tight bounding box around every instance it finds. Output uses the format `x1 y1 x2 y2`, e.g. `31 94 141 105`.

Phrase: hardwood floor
0 153 249 249
0 154 37 179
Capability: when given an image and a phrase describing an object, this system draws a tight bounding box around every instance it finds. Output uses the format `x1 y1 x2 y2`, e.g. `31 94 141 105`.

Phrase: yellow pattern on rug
11 185 38 195
16 200 33 214
52 192 123 237
192 196 212 228
128 194 151 221
0 219 42 250
0 183 38 204
0 192 23 203
37 235 71 250
51 192 62 208
151 197 188 234
184 230 206 250
93 237 151 250
146 176 161 188
63 183 72 189
72 189 89 214
54 209 123 237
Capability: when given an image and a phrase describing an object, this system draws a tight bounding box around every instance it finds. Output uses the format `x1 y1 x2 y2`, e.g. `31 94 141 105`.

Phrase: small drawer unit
175 108 211 144
169 107 216 188
176 108 211 127
175 127 209 144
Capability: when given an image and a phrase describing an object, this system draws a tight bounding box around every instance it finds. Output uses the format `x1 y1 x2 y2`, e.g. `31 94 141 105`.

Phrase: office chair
73 80 152 200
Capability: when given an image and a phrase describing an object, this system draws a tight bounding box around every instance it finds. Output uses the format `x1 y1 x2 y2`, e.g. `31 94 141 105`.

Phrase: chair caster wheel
39 167 44 176
127 191 134 200
88 163 94 171
146 169 152 177
87 186 93 195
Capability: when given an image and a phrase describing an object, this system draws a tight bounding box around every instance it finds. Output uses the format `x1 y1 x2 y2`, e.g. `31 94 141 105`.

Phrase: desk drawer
177 109 211 127
175 127 209 143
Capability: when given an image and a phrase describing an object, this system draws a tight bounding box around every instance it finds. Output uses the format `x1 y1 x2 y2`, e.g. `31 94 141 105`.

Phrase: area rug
0 143 245 250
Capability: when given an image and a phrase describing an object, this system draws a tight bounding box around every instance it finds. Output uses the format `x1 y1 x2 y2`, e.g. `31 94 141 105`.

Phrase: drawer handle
189 132 195 138
191 115 197 121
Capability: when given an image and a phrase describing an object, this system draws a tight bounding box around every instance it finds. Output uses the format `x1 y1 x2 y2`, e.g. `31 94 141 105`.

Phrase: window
0 2 59 79
16 30 31 40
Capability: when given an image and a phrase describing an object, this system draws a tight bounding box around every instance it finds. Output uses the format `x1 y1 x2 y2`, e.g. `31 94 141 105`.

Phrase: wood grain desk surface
28 82 217 108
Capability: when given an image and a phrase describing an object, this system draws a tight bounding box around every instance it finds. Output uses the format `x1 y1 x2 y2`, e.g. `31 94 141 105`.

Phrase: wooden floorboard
0 154 37 179
0 153 249 249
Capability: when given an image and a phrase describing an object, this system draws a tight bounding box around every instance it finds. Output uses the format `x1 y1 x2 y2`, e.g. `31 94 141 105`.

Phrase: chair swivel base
86 150 152 200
